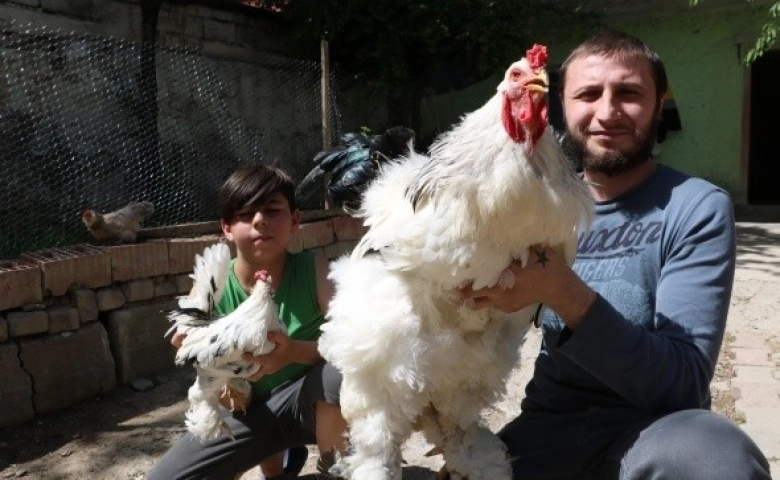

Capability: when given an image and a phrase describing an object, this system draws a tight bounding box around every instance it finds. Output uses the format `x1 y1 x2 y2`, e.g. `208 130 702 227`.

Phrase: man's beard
562 121 658 176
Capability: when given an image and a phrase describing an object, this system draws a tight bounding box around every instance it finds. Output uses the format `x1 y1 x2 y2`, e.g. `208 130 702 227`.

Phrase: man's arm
559 190 736 413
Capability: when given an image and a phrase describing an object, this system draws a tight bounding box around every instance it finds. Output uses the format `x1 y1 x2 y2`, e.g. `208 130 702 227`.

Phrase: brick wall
0 214 366 428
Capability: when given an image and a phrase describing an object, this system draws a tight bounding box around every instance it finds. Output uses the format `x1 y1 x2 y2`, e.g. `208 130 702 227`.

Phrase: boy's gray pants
146 361 340 480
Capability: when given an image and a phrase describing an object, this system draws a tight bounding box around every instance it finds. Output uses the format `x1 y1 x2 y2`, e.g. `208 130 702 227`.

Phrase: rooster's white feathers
319 46 592 480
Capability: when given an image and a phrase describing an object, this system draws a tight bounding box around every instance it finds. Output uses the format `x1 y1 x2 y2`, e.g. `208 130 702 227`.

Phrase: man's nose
594 94 623 122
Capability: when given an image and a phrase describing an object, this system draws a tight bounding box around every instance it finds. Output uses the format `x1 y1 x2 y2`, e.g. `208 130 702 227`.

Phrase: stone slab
104 300 177 384
108 241 169 282
0 343 34 427
18 323 116 415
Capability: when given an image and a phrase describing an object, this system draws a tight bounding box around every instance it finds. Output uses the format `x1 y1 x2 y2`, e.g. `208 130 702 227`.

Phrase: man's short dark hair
218 163 297 222
559 29 669 100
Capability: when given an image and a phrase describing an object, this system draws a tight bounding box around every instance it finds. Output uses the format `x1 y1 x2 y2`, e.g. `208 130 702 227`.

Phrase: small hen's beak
524 71 549 93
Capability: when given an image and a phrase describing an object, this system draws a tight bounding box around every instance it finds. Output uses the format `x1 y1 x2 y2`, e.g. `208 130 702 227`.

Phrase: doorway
748 49 780 204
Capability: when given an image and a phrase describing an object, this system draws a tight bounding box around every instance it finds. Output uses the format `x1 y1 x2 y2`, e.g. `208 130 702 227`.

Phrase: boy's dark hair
218 164 298 222
559 29 669 100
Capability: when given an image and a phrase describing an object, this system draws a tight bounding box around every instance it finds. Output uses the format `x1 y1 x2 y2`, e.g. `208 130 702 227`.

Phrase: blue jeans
499 408 771 480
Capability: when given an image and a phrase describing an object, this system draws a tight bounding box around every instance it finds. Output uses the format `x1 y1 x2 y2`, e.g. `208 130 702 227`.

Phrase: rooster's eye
510 70 523 81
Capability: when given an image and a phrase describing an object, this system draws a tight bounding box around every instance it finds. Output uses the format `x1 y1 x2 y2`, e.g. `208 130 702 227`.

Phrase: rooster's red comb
526 44 548 70
254 270 271 283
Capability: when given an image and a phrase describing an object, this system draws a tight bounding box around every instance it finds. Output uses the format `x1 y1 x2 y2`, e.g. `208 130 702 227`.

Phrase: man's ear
656 96 665 120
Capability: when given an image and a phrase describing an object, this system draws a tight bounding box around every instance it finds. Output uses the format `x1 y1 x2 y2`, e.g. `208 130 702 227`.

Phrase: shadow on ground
0 367 194 478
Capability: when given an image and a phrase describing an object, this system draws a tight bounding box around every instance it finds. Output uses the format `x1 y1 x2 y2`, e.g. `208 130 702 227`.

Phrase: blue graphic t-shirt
522 164 736 415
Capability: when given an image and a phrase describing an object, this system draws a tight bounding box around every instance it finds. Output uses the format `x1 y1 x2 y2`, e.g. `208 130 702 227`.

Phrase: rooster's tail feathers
166 242 231 337
192 242 232 307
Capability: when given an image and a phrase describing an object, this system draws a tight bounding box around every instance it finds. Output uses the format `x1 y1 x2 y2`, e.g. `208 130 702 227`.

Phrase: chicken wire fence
0 20 345 261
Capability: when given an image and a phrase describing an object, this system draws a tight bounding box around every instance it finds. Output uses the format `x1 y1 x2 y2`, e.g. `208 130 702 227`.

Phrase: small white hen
167 242 286 441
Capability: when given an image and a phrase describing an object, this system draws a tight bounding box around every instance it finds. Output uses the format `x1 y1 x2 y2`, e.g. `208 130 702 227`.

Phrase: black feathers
296 126 416 211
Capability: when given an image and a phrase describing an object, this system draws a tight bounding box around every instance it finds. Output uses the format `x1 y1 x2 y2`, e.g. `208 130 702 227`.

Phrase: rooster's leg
421 409 511 480
185 372 231 442
336 406 413 480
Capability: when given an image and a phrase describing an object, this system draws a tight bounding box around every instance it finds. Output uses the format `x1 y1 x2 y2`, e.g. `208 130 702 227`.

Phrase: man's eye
577 91 600 101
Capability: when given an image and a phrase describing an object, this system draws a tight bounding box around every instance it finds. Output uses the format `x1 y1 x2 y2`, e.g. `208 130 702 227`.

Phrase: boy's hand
171 331 186 349
243 331 296 381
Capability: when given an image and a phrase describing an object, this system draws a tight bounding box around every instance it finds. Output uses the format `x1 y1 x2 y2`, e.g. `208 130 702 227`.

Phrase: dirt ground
0 330 743 480
5 216 777 479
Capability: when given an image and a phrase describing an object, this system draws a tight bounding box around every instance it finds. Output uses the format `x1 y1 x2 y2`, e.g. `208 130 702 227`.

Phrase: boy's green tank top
215 250 324 397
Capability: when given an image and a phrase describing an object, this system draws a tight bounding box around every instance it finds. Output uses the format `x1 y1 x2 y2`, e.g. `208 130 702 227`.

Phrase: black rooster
296 126 416 211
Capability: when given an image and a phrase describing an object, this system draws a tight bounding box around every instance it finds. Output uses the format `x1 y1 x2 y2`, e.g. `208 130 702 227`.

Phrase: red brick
299 219 335 250
167 236 224 274
109 241 169 282
332 215 368 242
21 245 111 296
288 227 305 253
0 261 42 311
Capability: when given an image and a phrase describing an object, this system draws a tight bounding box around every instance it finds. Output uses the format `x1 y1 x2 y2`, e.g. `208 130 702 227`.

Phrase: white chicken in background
318 45 593 480
167 242 286 441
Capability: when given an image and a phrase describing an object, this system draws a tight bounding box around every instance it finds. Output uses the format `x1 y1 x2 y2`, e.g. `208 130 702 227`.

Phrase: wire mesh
0 20 341 260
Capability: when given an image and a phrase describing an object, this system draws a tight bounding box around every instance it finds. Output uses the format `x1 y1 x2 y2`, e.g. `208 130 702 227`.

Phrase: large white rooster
167 242 286 441
318 45 592 480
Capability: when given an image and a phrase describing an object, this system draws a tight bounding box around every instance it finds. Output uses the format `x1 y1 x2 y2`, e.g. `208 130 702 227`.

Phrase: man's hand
458 244 596 329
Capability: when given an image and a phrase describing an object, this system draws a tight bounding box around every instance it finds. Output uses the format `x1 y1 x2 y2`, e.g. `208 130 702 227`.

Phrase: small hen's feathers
112 201 155 223
175 276 285 369
166 242 285 441
82 201 155 243
166 242 232 337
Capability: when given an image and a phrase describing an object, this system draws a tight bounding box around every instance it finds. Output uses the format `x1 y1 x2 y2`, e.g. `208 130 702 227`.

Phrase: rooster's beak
524 71 549 93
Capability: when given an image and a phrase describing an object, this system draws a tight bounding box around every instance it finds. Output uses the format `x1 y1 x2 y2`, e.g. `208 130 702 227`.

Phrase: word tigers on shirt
574 220 662 282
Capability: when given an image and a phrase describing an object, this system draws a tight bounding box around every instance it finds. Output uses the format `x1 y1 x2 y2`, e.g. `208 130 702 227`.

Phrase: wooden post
321 38 333 209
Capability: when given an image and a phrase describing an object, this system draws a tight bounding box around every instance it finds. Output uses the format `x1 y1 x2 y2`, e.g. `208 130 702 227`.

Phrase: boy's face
222 193 301 265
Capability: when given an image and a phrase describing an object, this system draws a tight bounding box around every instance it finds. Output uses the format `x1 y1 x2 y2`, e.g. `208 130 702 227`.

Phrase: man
461 30 771 479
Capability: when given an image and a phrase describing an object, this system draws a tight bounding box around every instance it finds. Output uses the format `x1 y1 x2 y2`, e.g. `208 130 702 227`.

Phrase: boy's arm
314 252 334 314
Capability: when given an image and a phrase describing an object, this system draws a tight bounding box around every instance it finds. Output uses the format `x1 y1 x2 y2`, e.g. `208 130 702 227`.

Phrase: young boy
147 164 346 480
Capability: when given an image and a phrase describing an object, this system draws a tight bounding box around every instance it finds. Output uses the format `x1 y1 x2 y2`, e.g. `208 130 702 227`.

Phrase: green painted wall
420 6 769 201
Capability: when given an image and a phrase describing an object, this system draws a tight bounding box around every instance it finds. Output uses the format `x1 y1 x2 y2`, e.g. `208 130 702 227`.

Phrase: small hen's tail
166 242 232 337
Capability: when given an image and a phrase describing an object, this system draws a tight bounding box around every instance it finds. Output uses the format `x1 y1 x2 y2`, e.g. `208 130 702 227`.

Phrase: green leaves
690 0 779 64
